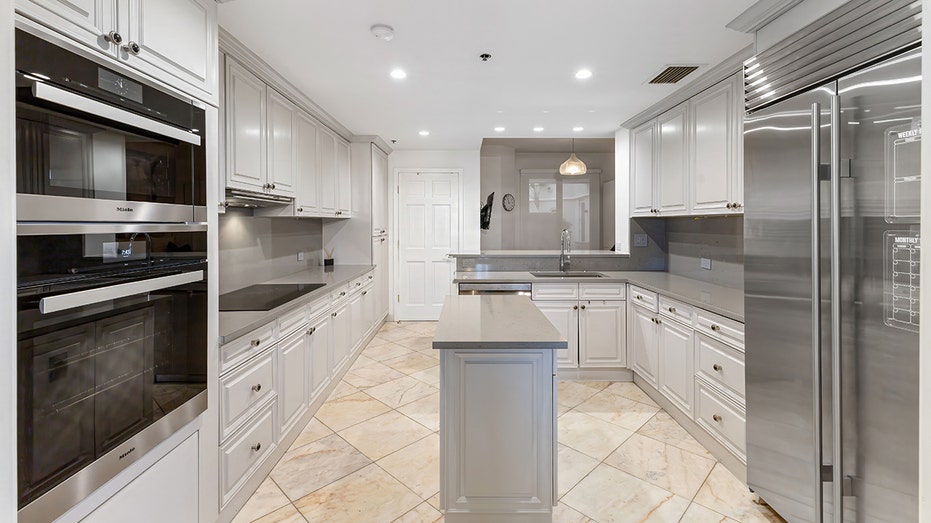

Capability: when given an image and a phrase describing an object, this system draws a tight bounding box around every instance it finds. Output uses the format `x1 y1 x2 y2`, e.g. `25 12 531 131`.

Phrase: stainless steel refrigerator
743 41 921 523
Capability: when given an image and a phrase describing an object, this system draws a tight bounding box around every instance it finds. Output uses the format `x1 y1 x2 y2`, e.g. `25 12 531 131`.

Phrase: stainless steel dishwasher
458 282 532 296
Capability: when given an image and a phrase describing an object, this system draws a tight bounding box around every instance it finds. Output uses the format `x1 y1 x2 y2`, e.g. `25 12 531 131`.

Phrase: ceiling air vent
649 65 699 84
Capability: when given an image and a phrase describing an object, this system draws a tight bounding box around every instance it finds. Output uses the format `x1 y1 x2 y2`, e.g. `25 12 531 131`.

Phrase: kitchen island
434 295 566 522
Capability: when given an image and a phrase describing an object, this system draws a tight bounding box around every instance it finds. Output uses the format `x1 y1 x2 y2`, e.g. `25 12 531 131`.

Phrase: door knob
250 339 261 347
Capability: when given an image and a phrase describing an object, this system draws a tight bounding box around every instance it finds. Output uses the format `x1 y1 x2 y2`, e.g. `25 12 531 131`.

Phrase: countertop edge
432 341 568 350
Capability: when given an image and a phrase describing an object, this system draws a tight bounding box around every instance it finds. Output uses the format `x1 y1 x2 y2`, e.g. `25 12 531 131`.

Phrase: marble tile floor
233 321 785 523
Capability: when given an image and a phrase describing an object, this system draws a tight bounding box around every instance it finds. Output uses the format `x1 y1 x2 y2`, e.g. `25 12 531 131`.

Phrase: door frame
391 168 463 321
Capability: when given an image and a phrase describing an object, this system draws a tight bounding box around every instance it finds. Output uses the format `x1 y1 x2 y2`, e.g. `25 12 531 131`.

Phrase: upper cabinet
226 58 267 192
294 112 319 217
336 140 352 216
371 145 389 235
17 0 218 102
266 88 296 196
628 72 743 217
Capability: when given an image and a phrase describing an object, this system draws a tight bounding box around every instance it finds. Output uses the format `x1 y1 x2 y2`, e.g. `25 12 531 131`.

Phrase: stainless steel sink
530 271 605 278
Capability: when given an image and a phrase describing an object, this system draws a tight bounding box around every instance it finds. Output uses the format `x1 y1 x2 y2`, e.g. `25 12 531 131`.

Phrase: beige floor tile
402 321 438 335
270 434 371 501
558 411 634 460
339 411 433 460
326 380 359 401
366 376 439 408
575 390 660 431
562 464 691 523
396 334 435 350
250 504 307 523
427 492 441 511
552 502 592 523
314 391 391 431
343 362 406 389
383 351 439 375
693 464 784 523
394 501 444 523
366 334 392 348
375 328 418 343
231 477 291 523
557 404 571 417
557 380 604 408
637 411 713 458
409 366 440 388
397 392 440 431
349 354 379 370
289 417 333 450
605 381 660 407
557 444 600 498
378 433 440 498
364 342 415 362
379 321 408 332
604 433 715 499
294 463 422 523
680 502 739 522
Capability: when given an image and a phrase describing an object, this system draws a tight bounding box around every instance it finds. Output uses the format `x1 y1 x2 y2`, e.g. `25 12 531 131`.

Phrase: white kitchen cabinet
628 303 659 387
372 145 389 235
330 302 351 372
266 88 296 196
373 236 389 319
361 283 376 337
349 290 364 350
294 112 319 216
337 139 352 216
307 313 331 403
579 301 626 367
657 316 694 416
534 301 579 367
226 58 267 192
690 72 742 214
17 0 217 101
278 328 308 437
316 127 338 215
657 103 689 214
219 347 276 440
630 120 657 217
220 400 277 506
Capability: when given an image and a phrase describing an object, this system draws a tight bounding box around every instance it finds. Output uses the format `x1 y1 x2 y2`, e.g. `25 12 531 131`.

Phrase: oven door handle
39 270 204 314
32 81 202 146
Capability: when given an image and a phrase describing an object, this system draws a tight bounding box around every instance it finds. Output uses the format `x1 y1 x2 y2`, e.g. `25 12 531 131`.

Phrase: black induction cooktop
219 283 326 311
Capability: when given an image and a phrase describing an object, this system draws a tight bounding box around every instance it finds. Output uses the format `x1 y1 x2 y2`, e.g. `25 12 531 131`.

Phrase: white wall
1 1 14 520
614 128 631 254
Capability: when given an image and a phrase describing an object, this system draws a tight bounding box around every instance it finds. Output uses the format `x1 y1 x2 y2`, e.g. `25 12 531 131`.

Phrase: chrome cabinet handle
733 202 742 209
636 295 643 301
668 307 676 313
655 318 661 325
368 275 374 279
712 414 722 422
306 327 315 336
251 443 262 452
713 364 723 372
573 305 578 310
250 339 261 347
726 203 733 209
356 282 362 287
122 41 141 55
362 290 368 295
104 30 123 44
270 183 276 190
297 207 303 212
710 324 721 332
340 291 346 297
251 384 262 392
580 304 586 310
332 312 338 317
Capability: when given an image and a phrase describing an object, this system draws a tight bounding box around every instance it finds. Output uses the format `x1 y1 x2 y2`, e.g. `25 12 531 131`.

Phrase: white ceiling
481 138 615 154
218 1 755 150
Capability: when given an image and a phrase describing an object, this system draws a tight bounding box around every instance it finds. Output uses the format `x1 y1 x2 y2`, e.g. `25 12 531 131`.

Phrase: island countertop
433 294 568 350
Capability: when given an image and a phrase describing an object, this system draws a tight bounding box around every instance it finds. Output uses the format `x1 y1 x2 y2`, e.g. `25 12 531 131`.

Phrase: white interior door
397 171 460 320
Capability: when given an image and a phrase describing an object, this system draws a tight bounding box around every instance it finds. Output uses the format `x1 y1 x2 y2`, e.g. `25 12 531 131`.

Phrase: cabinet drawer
695 310 744 350
307 295 330 321
278 306 307 338
658 295 694 325
221 323 276 373
532 283 579 301
695 380 746 460
349 275 367 293
220 400 278 506
696 334 745 401
579 283 626 300
628 285 658 312
220 348 277 440
331 284 351 303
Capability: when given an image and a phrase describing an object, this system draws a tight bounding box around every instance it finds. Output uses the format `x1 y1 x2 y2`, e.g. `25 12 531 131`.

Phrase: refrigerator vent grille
744 0 921 113
649 66 699 84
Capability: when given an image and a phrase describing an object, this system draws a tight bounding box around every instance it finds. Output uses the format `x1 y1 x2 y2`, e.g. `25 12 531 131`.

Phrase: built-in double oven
15 28 208 522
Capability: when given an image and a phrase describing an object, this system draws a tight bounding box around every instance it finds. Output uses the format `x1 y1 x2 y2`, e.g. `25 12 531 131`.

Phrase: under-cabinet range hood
223 188 291 208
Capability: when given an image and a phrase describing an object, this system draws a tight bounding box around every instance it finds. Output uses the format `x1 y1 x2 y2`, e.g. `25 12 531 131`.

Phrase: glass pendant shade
559 152 587 175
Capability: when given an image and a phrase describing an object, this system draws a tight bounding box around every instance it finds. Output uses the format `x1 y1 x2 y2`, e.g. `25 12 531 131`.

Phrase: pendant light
559 138 587 175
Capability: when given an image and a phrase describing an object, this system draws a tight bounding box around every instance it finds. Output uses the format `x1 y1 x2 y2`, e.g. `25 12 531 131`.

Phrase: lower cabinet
657 316 694 416
349 289 364 350
579 300 626 367
307 312 331 402
534 301 579 367
331 301 351 372
220 400 278 506
278 328 308 437
628 303 659 387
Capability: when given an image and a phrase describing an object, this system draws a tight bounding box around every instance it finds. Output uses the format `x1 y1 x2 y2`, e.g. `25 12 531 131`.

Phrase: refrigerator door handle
811 101 825 523
829 93 844 523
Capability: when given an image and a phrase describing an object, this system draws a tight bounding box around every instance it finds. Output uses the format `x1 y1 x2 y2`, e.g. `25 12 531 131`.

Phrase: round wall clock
502 193 516 212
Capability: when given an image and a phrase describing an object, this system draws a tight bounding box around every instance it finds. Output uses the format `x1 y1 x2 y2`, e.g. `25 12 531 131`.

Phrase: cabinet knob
368 275 374 279
340 291 346 296
713 363 723 372
251 443 262 452
710 324 721 332
104 30 123 44
655 318 661 324
381 238 386 243
332 312 338 317
573 305 578 310
734 202 742 209
297 207 303 213
251 384 262 392
712 414 723 423
306 327 315 336
580 304 586 310
726 203 733 209
250 339 261 347
636 295 643 301
122 41 141 55
362 290 367 295
270 183 276 190
668 307 676 313
356 282 362 287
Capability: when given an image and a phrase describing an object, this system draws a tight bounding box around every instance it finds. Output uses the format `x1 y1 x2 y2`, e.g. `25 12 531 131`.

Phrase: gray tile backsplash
219 208 323 294
665 216 743 288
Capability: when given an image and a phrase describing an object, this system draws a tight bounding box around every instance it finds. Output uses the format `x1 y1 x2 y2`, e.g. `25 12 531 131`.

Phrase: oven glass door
16 228 207 510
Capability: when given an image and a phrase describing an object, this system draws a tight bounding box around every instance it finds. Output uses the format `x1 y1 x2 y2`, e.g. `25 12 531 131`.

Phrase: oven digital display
98 68 143 104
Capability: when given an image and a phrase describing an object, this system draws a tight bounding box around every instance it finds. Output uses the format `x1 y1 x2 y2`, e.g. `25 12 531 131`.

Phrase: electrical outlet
634 234 648 247
700 258 712 270
297 251 305 262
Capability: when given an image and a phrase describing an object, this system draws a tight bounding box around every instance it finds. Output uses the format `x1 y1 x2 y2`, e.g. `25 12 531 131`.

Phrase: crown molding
726 0 806 33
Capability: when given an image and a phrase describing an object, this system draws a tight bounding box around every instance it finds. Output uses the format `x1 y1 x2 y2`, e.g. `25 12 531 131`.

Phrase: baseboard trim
556 367 633 381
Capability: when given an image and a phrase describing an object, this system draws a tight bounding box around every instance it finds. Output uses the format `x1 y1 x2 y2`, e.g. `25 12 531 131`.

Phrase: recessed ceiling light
573 127 584 132
533 127 544 133
575 69 593 80
494 127 505 132
390 68 407 79
419 130 430 136
542 109 551 114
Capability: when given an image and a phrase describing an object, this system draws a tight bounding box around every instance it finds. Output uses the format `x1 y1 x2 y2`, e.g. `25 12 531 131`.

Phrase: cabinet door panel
628 305 658 387
657 104 689 214
630 122 655 216
308 315 331 402
316 128 337 215
266 88 296 196
373 237 389 319
226 59 266 190
533 301 578 368
295 112 319 215
19 0 117 55
690 79 733 214
579 301 626 367
349 292 363 351
337 139 351 215
331 304 351 371
657 318 693 415
278 329 307 436
372 145 389 234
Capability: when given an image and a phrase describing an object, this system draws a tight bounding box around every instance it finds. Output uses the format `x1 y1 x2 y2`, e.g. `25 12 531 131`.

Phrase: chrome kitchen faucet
559 228 571 272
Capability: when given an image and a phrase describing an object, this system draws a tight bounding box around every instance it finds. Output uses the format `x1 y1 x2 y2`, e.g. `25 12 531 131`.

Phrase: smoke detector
371 24 395 41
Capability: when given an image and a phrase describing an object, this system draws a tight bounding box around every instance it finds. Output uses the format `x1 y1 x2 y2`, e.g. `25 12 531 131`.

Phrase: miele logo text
118 447 136 460
116 207 134 212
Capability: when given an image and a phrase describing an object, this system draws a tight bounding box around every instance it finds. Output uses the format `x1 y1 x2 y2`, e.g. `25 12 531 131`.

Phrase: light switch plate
634 234 648 247
700 258 712 270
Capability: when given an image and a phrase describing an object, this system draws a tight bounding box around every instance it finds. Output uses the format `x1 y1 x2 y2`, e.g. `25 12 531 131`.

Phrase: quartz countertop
449 250 628 257
433 295 568 350
454 271 745 322
219 265 374 345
